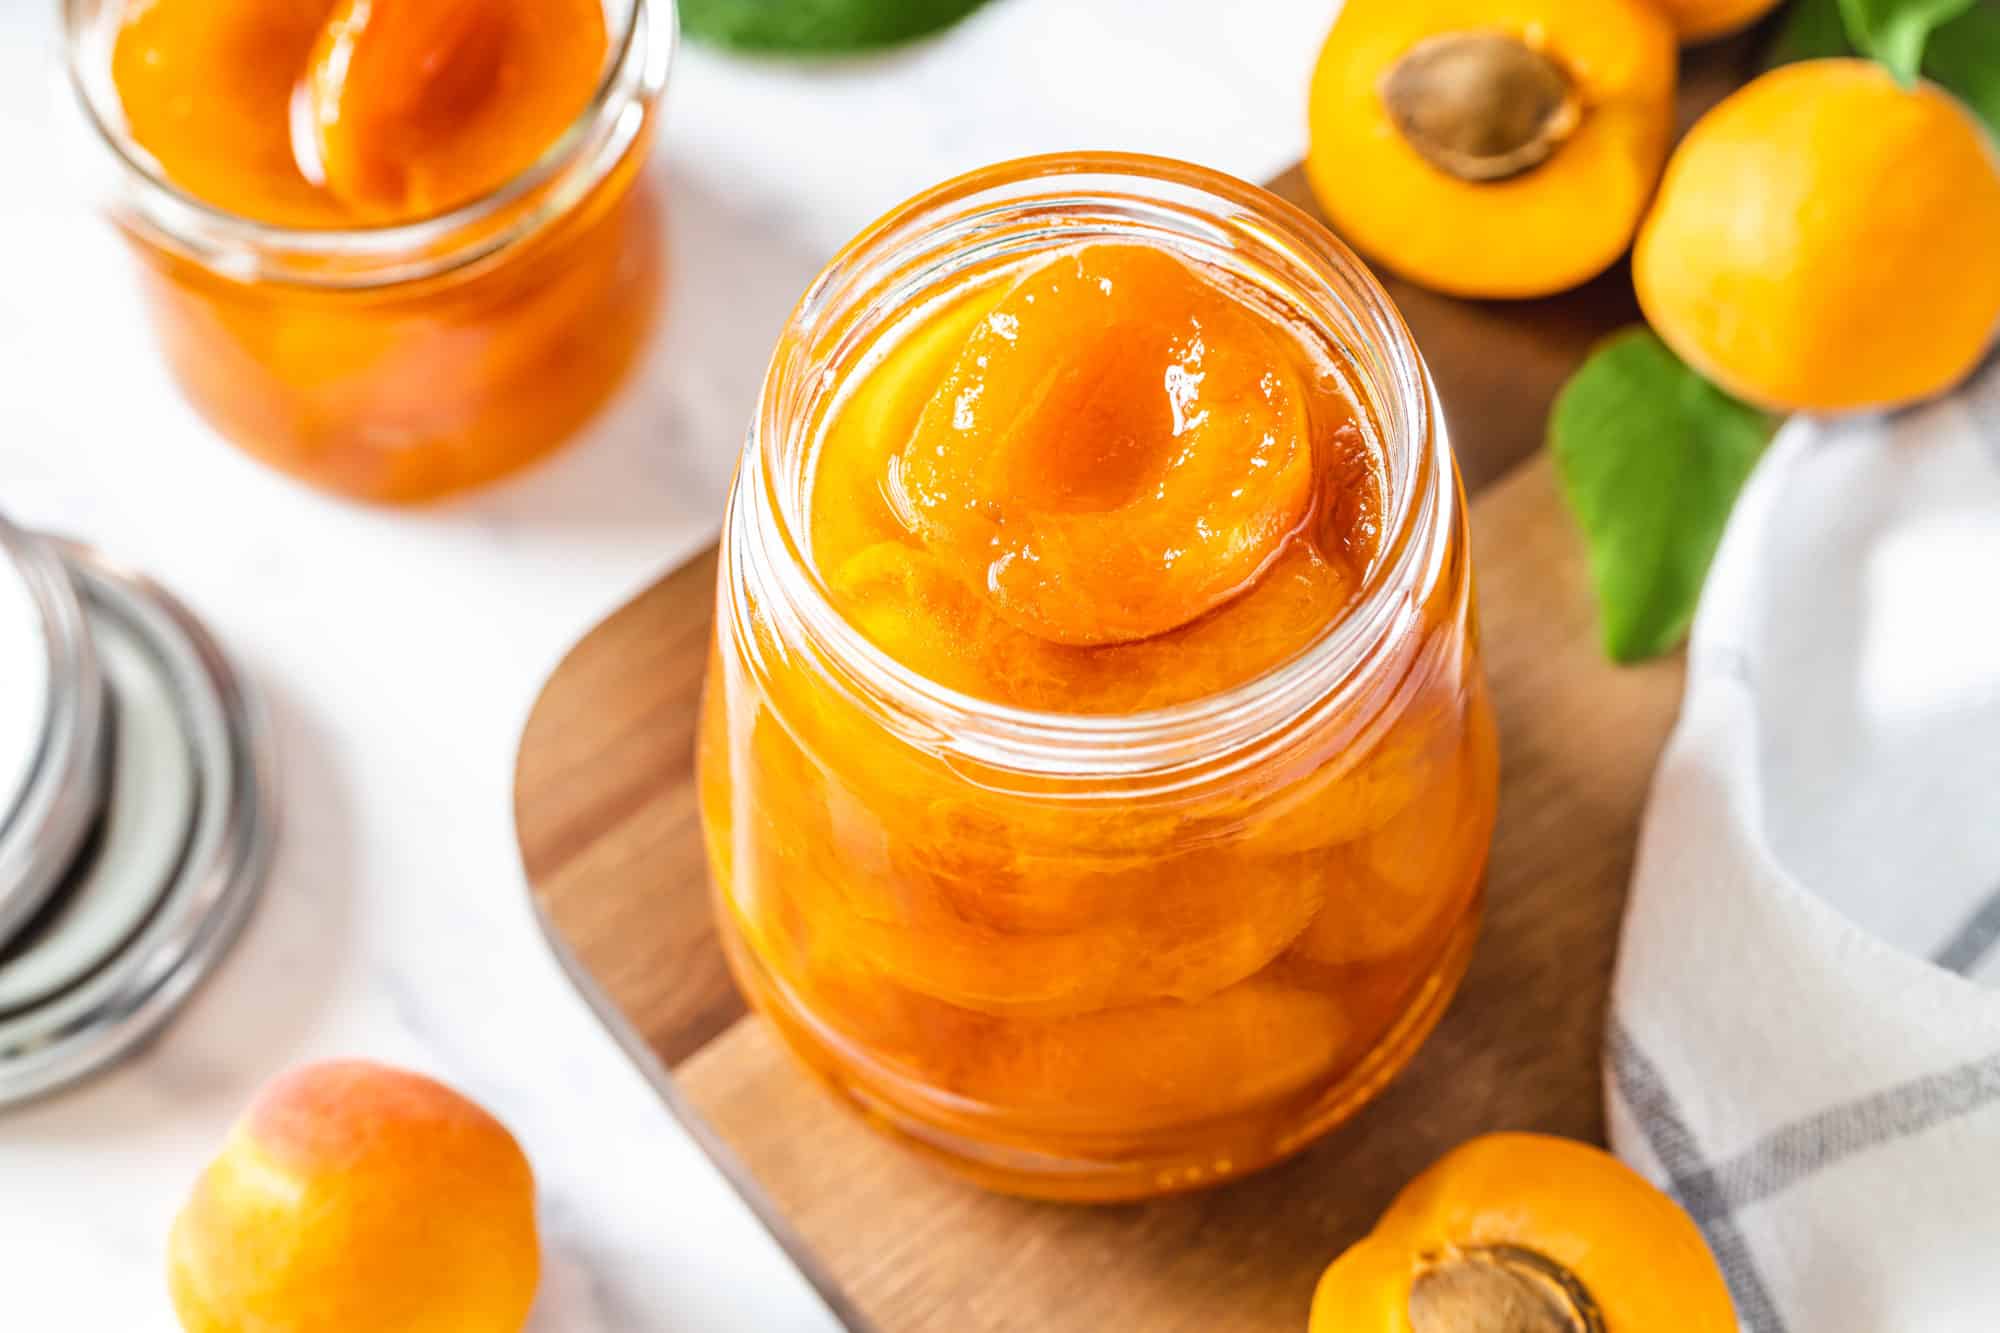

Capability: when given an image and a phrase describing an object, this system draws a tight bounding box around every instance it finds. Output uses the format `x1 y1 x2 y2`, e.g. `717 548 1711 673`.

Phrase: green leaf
1836 0 1977 82
1768 0 1858 65
679 0 996 52
1923 3 2000 135
1771 0 2000 135
1551 330 1778 663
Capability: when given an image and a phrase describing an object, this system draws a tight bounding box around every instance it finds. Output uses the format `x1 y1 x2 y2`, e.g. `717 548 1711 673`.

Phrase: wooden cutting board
513 37 1763 1332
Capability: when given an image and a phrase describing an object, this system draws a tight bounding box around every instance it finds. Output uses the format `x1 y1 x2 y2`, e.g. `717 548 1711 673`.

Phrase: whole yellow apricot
1652 0 1783 43
168 1060 540 1333
1636 59 2000 413
1306 0 1677 298
1311 1133 1736 1333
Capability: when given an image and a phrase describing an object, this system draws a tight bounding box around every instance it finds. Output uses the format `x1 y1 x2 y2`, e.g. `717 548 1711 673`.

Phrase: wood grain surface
513 34 1764 1332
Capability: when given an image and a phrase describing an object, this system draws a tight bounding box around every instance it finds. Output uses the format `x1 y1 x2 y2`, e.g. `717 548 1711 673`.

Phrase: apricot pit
1310 1134 1736 1333
1407 1245 1605 1333
1380 32 1581 183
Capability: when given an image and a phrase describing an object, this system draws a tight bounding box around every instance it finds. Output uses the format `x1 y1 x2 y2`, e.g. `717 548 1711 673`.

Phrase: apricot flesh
1291 681 1497 965
111 0 341 227
829 536 1358 713
948 979 1351 1125
815 244 1372 712
167 1060 539 1333
817 843 1329 1017
113 0 606 226
1311 1134 1735 1333
297 0 605 219
895 243 1316 646
1306 0 1676 298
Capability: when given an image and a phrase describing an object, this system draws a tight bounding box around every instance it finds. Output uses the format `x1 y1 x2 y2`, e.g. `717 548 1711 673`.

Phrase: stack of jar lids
0 515 273 1106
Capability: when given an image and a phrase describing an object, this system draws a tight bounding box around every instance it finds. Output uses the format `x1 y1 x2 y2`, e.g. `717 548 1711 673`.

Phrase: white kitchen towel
1606 356 2000 1333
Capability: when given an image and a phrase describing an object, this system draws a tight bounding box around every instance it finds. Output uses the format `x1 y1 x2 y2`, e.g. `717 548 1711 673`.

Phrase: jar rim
61 0 674 289
729 152 1458 789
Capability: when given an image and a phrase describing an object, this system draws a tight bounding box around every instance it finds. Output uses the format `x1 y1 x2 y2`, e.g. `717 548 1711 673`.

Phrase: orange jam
74 0 668 502
700 157 1496 1200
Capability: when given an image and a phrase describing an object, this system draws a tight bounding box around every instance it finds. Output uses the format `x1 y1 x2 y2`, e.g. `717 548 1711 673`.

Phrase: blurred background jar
700 156 1498 1201
63 0 673 505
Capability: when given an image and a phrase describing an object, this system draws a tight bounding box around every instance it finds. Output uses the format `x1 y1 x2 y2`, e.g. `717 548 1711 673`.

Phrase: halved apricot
111 0 343 227
810 287 999 571
786 966 1348 1136
1245 683 1460 858
1312 1135 1735 1333
296 0 606 220
1292 835 1452 971
895 243 1315 646
948 978 1349 1126
1074 539 1358 712
811 846 1326 1018
1291 686 1494 965
827 541 1071 702
831 536 1357 714
1306 0 1676 298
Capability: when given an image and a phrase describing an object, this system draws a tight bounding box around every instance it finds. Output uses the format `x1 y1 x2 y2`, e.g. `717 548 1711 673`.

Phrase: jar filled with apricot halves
64 0 673 504
699 153 1497 1202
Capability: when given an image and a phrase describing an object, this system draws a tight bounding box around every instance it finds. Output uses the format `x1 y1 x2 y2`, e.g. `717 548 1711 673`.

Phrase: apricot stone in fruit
1307 0 1676 298
1311 1134 1736 1333
168 1060 539 1333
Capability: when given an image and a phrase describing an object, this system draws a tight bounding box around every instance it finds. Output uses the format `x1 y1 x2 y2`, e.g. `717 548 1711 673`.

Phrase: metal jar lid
0 517 108 948
0 524 275 1106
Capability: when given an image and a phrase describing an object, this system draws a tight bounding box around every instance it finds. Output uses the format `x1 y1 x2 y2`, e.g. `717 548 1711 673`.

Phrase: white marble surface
0 2 1332 1326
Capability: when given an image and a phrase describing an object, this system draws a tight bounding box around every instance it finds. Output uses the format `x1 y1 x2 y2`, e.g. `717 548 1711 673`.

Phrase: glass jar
699 153 1497 1201
63 0 673 505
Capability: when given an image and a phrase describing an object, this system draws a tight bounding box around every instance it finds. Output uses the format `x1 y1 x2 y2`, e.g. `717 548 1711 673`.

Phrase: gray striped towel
1608 358 2000 1333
